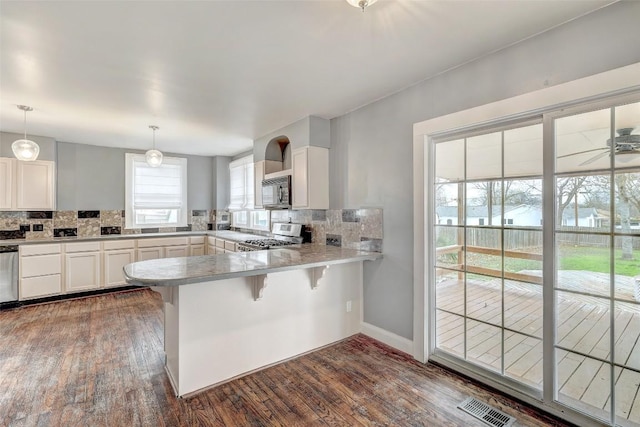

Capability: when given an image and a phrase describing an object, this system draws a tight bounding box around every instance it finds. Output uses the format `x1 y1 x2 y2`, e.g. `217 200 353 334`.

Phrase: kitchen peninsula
124 245 382 397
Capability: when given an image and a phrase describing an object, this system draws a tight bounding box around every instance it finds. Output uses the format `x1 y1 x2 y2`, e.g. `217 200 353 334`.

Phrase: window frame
124 153 188 229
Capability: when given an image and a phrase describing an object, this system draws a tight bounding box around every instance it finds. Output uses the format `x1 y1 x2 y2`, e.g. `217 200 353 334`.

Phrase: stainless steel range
237 223 303 251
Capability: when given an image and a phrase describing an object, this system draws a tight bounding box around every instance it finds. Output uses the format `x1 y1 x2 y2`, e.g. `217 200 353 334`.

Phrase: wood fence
436 226 640 249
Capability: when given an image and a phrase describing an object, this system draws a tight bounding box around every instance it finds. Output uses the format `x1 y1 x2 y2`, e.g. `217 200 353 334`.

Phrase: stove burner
243 239 295 248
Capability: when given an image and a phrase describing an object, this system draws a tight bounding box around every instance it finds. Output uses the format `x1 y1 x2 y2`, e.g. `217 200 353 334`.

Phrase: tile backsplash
0 210 225 240
0 208 383 252
268 208 383 252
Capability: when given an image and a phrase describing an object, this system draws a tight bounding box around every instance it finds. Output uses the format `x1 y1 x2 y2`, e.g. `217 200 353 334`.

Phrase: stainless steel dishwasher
0 245 19 304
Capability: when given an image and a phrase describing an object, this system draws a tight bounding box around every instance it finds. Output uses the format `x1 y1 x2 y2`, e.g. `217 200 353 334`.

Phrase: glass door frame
427 90 640 426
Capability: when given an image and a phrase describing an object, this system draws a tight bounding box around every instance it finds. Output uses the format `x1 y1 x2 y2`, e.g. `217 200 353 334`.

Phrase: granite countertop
0 230 263 246
123 245 382 287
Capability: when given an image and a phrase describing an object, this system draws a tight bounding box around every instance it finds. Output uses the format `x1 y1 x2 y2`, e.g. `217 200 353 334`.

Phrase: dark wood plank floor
0 288 570 426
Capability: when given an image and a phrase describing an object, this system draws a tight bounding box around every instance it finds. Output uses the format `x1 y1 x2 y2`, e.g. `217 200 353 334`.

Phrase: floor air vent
457 397 516 427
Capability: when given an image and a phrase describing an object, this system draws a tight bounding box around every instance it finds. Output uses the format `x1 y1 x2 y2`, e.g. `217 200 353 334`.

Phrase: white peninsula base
157 261 363 397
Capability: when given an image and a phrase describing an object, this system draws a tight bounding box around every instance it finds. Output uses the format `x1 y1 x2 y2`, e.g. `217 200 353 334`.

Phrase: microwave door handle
278 185 283 203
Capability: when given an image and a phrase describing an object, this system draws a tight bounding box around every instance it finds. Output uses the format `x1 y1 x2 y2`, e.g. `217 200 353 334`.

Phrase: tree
556 177 588 226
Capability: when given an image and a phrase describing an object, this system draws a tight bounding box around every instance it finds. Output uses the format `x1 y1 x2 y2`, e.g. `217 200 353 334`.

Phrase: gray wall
330 1 640 339
212 156 231 209
0 132 56 161
56 142 214 211
253 116 330 161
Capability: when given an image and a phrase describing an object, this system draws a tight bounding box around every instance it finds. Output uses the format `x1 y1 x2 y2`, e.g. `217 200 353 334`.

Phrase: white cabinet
166 245 189 258
103 240 136 287
137 237 190 260
64 242 101 292
137 247 164 261
0 157 55 211
65 251 101 292
190 245 205 256
19 244 62 300
0 158 12 209
189 236 205 256
254 161 265 209
16 160 55 210
292 146 329 210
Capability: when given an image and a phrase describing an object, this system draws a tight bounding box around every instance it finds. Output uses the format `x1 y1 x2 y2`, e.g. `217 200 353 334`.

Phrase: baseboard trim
360 322 413 355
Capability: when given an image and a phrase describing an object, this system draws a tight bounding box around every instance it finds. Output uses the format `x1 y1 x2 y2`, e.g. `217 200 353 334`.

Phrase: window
125 153 187 229
229 155 270 231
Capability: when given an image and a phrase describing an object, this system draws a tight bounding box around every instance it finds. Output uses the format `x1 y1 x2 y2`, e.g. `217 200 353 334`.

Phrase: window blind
132 158 184 210
229 155 254 210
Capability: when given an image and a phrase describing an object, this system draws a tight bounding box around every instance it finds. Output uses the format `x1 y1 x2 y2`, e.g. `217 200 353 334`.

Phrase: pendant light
11 105 40 161
346 0 377 12
145 125 163 167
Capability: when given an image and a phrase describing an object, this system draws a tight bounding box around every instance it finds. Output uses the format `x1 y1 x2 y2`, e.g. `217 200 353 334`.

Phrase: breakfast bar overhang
124 246 382 397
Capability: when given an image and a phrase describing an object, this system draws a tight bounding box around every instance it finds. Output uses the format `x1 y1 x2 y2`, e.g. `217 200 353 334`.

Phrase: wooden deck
435 271 640 425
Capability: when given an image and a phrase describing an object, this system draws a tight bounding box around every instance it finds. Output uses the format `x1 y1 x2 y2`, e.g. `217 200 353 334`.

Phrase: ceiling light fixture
11 105 40 161
146 125 163 167
346 0 377 12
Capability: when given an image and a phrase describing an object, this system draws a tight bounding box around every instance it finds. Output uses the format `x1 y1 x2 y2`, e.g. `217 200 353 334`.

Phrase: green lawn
457 245 640 277
558 246 640 276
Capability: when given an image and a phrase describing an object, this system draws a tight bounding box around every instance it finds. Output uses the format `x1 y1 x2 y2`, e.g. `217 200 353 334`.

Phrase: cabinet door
137 247 163 261
165 245 188 258
0 158 12 209
104 249 135 287
15 160 55 210
190 245 205 256
65 252 101 292
292 148 308 208
21 275 61 299
207 244 216 255
254 161 265 208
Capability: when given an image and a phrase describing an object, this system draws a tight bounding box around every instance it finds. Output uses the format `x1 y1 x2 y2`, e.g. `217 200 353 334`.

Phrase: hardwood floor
0 288 570 426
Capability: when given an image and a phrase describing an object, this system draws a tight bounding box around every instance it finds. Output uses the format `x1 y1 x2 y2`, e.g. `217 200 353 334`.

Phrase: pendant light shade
346 0 377 12
145 125 163 167
12 105 40 161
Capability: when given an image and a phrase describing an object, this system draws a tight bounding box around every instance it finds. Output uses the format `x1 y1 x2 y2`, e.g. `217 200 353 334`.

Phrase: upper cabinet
292 146 329 210
0 158 13 209
254 160 265 209
0 157 56 211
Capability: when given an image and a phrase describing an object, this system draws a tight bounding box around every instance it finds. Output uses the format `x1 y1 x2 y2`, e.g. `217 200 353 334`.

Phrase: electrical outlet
346 300 352 313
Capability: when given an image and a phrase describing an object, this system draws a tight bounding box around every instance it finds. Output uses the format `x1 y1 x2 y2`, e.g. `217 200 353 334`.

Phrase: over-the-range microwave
262 175 291 209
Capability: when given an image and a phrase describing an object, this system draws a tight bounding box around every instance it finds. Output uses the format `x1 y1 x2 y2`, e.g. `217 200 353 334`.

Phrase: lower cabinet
18 234 214 300
65 251 101 292
104 249 135 287
21 275 62 300
190 245 205 256
165 245 189 258
19 244 62 300
137 247 164 261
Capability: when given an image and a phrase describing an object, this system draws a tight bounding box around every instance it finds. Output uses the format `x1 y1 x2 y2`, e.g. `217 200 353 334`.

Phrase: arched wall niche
265 135 291 170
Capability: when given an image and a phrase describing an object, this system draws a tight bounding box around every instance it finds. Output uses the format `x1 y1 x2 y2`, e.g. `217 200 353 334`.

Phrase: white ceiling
0 0 614 157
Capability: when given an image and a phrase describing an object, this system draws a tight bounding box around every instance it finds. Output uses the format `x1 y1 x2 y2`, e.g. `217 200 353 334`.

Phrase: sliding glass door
431 94 640 426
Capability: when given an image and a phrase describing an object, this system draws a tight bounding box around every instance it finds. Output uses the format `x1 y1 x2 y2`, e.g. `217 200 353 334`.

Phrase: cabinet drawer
21 274 61 299
21 244 61 256
224 241 237 251
189 236 205 244
138 237 189 248
21 254 61 277
103 239 136 250
65 241 101 253
215 239 226 249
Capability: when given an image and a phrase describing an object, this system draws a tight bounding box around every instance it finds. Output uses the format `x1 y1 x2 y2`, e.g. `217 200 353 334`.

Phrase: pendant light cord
23 109 27 139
